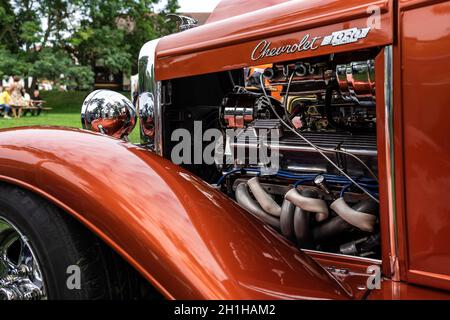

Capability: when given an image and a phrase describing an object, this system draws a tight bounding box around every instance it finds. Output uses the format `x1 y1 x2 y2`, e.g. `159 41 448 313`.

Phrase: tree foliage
0 0 179 89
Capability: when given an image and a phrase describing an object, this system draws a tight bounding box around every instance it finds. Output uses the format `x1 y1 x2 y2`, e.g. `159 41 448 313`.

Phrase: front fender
0 126 351 299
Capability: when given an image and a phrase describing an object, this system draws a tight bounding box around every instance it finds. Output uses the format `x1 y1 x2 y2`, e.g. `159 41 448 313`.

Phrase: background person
20 88 31 116
10 76 24 118
0 86 13 119
31 89 43 116
22 88 31 106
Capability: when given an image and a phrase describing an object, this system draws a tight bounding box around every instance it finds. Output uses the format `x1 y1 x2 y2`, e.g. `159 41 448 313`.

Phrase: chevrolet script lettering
251 27 371 61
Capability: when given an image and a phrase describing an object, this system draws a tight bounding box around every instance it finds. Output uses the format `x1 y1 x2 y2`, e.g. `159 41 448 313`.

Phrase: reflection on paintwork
0 127 350 299
402 1 450 289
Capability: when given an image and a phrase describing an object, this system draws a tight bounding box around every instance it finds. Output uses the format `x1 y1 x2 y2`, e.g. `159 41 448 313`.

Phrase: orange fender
0 126 351 300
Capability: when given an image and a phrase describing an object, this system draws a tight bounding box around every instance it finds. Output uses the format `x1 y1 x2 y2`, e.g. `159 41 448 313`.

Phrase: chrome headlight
138 39 162 154
81 90 137 140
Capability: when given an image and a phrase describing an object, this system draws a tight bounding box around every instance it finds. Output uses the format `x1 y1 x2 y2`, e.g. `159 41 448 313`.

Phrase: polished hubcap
0 217 46 300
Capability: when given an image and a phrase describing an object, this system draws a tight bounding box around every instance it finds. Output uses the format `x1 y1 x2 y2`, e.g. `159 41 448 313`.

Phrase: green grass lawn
0 91 140 143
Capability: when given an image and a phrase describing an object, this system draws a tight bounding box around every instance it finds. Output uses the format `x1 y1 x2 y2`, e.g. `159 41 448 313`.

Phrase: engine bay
162 49 381 260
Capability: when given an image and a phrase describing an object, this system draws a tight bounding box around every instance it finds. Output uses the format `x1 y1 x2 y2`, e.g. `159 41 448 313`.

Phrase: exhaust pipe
330 198 378 232
294 206 313 249
247 177 282 217
314 199 378 241
313 216 353 243
235 183 280 229
293 189 317 248
280 200 295 239
285 188 329 222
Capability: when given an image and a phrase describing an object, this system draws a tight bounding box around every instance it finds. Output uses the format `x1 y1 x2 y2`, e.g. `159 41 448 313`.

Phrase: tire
0 183 160 300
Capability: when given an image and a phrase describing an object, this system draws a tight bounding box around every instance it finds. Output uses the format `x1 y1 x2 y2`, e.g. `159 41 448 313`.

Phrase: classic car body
0 0 450 300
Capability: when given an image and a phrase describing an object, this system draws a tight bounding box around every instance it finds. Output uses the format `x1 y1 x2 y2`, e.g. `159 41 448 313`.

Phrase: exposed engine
218 52 381 259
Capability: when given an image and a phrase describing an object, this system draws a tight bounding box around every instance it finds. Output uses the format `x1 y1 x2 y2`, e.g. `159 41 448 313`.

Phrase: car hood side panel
155 0 392 80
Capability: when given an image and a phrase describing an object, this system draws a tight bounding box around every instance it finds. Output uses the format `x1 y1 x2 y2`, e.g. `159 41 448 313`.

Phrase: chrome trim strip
232 143 377 157
303 249 382 265
384 45 400 281
138 39 163 156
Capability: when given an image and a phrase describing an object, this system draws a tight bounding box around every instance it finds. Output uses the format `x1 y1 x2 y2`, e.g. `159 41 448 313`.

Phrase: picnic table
9 100 53 118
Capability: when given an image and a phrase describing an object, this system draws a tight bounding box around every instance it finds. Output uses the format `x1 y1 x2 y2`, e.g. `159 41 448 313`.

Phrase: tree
0 0 179 89
0 0 18 52
156 0 180 36
71 0 180 74
1 0 82 87
29 48 94 90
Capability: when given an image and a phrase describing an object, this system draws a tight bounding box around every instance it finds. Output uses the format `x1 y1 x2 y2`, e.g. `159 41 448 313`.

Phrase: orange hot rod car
1 0 450 300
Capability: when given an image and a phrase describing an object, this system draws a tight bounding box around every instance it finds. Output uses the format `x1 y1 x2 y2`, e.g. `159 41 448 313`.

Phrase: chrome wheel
0 217 47 300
